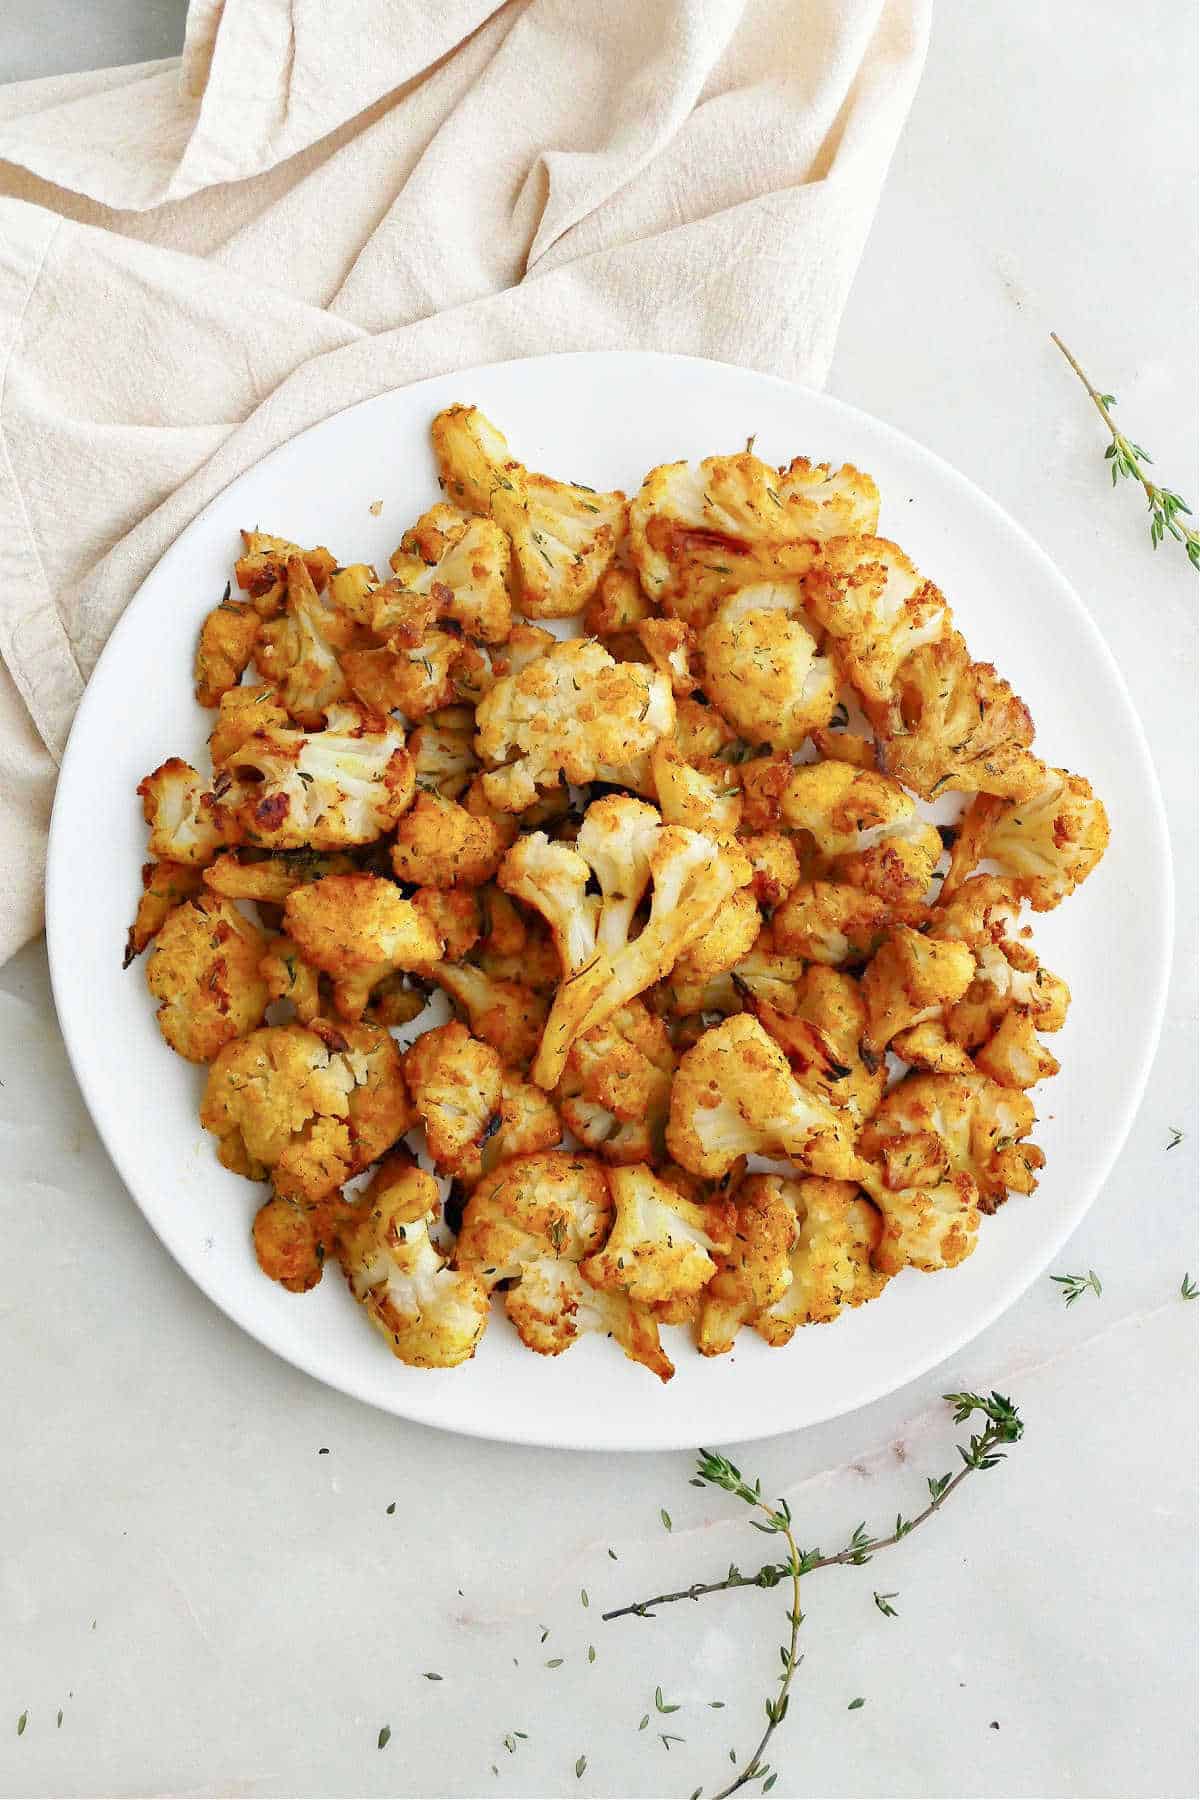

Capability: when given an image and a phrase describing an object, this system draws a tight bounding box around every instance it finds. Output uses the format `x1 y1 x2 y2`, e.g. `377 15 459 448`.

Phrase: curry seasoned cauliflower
756 1178 887 1343
253 555 355 728
233 530 336 617
124 860 205 964
557 1000 675 1164
388 502 512 644
251 1191 349 1294
137 758 228 865
200 1019 411 1200
391 791 514 888
402 1022 502 1180
666 1013 858 1181
145 894 269 1062
804 536 953 715
878 632 1041 802
695 1173 799 1356
580 1163 736 1307
630 453 877 627
859 925 976 1054
751 964 886 1124
215 703 414 849
432 961 550 1072
504 1257 673 1381
860 1070 1043 1217
283 873 442 1019
337 1155 489 1368
454 1150 612 1283
408 707 479 799
699 585 838 750
474 638 674 811
770 880 892 966
942 767 1109 910
203 847 357 906
431 403 625 618
194 592 260 707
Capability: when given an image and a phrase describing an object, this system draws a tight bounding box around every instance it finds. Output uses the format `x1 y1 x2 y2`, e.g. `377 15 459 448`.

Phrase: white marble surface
1 3 1196 1798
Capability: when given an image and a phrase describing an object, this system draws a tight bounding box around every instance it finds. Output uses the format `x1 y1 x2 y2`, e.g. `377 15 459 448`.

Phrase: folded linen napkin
0 0 929 962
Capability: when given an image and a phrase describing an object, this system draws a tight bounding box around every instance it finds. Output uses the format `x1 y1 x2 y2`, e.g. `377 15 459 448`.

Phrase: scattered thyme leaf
873 1591 899 1618
848 1697 866 1711
1167 1125 1184 1150
575 1754 588 1778
17 1711 28 1737
1181 1273 1199 1301
546 1658 564 1669
385 1501 396 1515
423 1671 443 1681
660 1509 673 1532
581 1588 590 1608
1051 1269 1103 1306
377 1726 391 1750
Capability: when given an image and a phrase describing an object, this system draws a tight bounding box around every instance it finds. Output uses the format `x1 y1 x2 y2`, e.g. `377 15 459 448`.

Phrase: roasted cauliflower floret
431 403 517 514
695 1173 798 1356
234 530 336 619
580 1163 736 1306
203 847 357 905
630 453 876 627
137 758 227 866
751 964 885 1124
283 873 442 1018
252 1191 351 1293
585 566 656 661
700 589 838 750
338 1156 489 1368
144 894 269 1062
771 880 892 966
879 632 1041 802
666 1013 858 1181
411 886 481 962
859 925 976 1054
408 707 479 799
195 592 260 707
651 741 743 840
326 562 381 626
259 934 322 1022
474 638 674 811
433 962 550 1072
253 556 355 727
388 503 512 643
504 1256 672 1381
402 1022 502 1179
804 536 953 716
391 791 515 888
972 1009 1061 1089
668 890 762 1001
200 1020 411 1199
124 860 205 965
207 683 289 765
340 624 465 720
777 759 941 907
860 1070 1043 1218
217 704 414 850
557 1000 675 1164
454 1151 612 1284
944 768 1109 910
739 834 801 908
859 1164 981 1277
756 1178 887 1343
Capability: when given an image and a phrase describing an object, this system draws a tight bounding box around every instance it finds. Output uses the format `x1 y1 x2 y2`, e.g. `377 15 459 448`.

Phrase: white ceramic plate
46 353 1171 1451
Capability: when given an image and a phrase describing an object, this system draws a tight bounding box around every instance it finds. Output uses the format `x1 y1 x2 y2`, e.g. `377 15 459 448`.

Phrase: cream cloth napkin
0 0 930 963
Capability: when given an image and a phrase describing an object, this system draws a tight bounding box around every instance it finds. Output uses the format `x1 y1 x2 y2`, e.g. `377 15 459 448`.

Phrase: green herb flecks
1051 1269 1102 1307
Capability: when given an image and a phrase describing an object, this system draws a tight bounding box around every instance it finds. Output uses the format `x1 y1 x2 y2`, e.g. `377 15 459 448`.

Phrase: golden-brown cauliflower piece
942 767 1109 910
973 1009 1062 1088
584 565 656 658
338 1155 489 1369
454 1151 612 1284
340 621 466 721
124 860 205 965
234 531 336 619
474 638 674 811
253 556 356 728
859 925 976 1054
431 403 625 618
557 1000 675 1164
756 1178 887 1343
137 758 228 866
804 536 953 716
216 703 414 850
402 1022 502 1179
390 792 515 889
408 707 479 800
388 503 512 643
770 880 892 966
580 1163 736 1306
739 833 801 908
200 1020 411 1200
252 1191 352 1293
667 890 762 1004
879 632 1041 802
503 1256 673 1381
283 873 442 1019
194 593 260 708
630 453 877 628
860 1070 1043 1218
144 895 269 1063
411 886 481 963
666 1013 858 1181
432 961 550 1072
695 1173 798 1356
259 934 322 1022
202 847 357 906
650 741 743 841
207 683 290 766
751 964 886 1124
858 1161 981 1276
699 586 838 750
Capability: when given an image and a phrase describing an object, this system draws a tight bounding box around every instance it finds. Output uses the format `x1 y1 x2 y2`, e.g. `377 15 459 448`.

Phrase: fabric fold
0 0 931 961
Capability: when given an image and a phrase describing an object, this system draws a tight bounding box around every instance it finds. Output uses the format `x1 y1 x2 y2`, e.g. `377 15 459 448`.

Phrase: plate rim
45 349 1174 1451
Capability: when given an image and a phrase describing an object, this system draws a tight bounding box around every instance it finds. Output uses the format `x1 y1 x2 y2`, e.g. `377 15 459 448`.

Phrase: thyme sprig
603 1392 1024 1799
1050 1269 1102 1307
1051 334 1199 571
